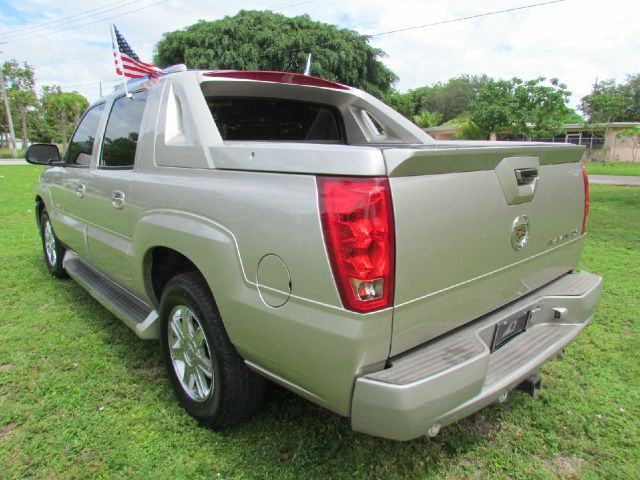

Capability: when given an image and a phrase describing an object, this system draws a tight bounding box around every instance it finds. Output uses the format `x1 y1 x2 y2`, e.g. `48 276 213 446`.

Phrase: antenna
304 53 312 76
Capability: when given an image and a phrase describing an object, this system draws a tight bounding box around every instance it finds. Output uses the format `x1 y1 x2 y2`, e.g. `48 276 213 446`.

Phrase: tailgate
384 143 587 355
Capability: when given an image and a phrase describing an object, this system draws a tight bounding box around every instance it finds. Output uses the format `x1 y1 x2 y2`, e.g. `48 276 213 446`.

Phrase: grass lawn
585 161 640 176
1 166 638 479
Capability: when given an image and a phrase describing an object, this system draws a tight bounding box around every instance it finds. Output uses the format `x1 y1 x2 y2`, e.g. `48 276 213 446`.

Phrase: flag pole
111 24 131 98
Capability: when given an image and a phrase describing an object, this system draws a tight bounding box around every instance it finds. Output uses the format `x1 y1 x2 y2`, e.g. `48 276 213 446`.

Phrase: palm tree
412 110 444 128
452 113 485 140
66 92 88 126
47 91 88 150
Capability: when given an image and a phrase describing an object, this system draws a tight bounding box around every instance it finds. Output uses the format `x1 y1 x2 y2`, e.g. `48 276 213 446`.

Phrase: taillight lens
317 177 395 313
581 163 589 234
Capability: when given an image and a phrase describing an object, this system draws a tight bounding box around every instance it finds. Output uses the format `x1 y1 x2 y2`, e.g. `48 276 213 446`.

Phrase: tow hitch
516 375 542 399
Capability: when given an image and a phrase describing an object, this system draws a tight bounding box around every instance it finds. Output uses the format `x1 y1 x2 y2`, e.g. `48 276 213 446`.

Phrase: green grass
1 166 638 479
585 161 640 176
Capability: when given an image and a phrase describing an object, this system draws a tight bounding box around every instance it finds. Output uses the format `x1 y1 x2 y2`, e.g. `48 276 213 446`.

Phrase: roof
202 70 350 90
563 122 640 130
109 67 350 100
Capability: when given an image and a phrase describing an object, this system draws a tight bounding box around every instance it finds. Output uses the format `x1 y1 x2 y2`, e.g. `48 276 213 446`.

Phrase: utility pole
0 51 18 151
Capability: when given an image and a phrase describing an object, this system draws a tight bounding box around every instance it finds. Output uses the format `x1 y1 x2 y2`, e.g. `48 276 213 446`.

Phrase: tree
578 77 640 162
41 86 88 149
469 77 571 139
624 74 640 121
0 67 18 151
412 110 443 128
2 60 37 149
523 77 572 138
562 108 584 124
446 113 485 140
382 74 490 122
410 75 490 123
579 79 629 124
382 89 416 118
469 78 521 139
154 10 398 98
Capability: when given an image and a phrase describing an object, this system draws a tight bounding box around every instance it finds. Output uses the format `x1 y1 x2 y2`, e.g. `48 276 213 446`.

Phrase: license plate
491 310 530 352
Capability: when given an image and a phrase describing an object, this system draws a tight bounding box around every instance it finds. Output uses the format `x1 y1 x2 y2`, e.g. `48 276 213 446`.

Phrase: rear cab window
205 97 345 143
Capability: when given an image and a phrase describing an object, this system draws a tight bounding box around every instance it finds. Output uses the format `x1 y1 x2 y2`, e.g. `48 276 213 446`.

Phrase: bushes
0 148 25 159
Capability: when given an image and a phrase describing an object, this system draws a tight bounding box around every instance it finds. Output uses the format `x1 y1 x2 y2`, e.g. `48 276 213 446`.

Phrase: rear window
205 96 345 143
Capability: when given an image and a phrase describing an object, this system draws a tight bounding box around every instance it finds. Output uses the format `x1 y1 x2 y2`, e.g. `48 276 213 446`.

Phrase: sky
0 0 638 111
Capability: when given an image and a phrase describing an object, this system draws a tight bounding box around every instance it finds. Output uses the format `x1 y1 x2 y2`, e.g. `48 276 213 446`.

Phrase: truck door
49 103 106 259
84 90 149 288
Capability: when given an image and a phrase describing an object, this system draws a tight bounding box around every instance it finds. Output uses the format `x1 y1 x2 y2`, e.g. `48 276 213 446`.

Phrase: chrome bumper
351 271 603 441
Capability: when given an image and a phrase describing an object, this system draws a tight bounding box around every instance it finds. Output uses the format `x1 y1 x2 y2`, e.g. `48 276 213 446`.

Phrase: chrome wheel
44 219 57 266
167 305 214 402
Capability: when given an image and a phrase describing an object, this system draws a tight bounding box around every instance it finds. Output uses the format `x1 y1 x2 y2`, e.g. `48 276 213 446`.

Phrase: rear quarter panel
128 168 393 415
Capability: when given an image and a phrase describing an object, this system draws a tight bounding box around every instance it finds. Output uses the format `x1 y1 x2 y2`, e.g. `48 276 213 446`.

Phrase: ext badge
511 215 529 250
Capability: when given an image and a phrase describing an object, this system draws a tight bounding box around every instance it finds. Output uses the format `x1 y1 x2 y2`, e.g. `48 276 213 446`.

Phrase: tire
39 210 68 279
159 272 266 429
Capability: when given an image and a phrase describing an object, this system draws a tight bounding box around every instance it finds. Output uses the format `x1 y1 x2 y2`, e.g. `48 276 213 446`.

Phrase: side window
362 110 386 136
66 103 105 166
100 90 149 168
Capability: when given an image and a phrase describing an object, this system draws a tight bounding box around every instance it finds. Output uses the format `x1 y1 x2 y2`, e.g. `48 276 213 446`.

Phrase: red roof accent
203 70 350 90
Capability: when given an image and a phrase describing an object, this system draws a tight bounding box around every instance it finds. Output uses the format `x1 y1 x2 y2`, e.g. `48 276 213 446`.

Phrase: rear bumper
351 271 603 441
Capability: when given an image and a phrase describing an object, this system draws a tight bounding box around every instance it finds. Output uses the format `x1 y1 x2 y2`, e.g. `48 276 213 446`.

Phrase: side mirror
26 143 62 165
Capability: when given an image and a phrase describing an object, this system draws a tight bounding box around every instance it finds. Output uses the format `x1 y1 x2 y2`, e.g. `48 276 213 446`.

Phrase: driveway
0 159 27 165
589 175 640 186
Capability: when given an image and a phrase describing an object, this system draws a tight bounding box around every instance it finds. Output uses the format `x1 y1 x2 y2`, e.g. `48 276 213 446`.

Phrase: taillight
581 163 589 234
317 176 395 313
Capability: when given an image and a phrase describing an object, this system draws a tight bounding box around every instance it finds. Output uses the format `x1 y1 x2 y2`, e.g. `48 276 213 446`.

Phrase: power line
38 0 567 91
54 78 120 90
10 0 321 92
368 0 567 37
0 0 171 45
33 37 160 69
268 0 320 10
0 0 137 40
276 0 568 57
2 0 315 43
27 0 321 70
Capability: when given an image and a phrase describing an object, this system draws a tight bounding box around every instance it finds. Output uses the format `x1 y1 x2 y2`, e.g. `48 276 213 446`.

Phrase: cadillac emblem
511 215 530 250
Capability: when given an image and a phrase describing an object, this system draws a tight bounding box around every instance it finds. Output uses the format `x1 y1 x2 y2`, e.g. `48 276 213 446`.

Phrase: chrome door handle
76 184 86 198
111 190 125 209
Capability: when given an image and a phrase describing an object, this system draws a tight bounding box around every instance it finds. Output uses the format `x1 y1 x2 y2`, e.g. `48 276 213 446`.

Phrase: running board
63 252 160 340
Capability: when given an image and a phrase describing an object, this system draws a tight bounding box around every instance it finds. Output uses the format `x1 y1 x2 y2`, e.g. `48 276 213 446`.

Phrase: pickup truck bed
29 70 602 440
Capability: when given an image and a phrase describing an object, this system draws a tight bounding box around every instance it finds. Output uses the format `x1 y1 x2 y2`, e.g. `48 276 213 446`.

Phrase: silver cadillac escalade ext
26 69 603 441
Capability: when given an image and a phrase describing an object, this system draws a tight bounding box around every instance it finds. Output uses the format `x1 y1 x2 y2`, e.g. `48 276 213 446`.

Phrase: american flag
112 25 163 78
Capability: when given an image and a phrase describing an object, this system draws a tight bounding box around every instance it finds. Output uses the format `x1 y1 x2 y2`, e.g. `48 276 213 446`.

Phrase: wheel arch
132 211 251 318
144 246 201 305
35 195 45 225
